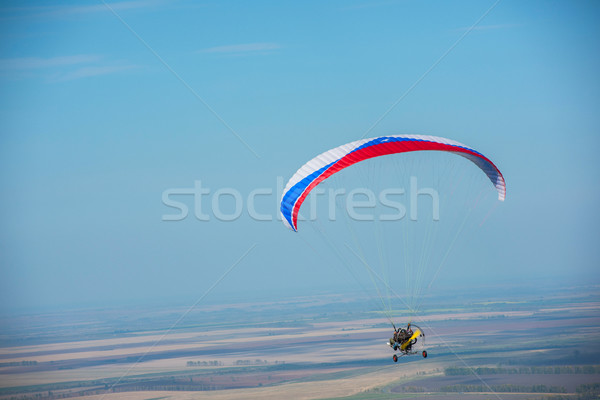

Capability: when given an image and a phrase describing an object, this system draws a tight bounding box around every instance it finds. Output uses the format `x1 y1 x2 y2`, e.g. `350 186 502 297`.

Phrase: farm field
0 285 599 400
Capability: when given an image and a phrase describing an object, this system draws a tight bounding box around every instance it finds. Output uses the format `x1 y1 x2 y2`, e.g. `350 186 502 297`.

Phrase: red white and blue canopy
280 135 506 231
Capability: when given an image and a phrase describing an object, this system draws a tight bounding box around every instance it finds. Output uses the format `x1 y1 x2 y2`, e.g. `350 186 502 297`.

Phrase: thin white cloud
1 0 164 19
340 0 402 11
49 0 162 16
53 65 138 82
200 43 281 54
0 55 102 70
0 54 138 82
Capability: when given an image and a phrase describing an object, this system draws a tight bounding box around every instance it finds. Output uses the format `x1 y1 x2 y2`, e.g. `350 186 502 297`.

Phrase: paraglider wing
280 135 505 231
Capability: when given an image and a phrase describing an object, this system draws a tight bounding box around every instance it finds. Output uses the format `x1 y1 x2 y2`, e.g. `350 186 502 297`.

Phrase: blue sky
1 0 599 312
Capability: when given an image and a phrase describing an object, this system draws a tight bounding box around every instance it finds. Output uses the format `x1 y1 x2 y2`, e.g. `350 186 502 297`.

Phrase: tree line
440 384 567 393
445 365 600 375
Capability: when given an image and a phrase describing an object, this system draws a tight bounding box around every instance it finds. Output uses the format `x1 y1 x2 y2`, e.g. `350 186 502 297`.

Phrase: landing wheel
393 354 398 362
422 350 428 358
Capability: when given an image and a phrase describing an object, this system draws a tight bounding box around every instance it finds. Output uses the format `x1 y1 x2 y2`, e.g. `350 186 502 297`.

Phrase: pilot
398 327 408 342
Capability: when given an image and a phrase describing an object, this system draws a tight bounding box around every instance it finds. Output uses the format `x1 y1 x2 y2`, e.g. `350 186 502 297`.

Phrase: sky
0 0 599 313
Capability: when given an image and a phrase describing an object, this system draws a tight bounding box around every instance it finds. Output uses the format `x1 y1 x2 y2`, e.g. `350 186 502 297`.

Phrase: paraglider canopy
280 135 505 232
